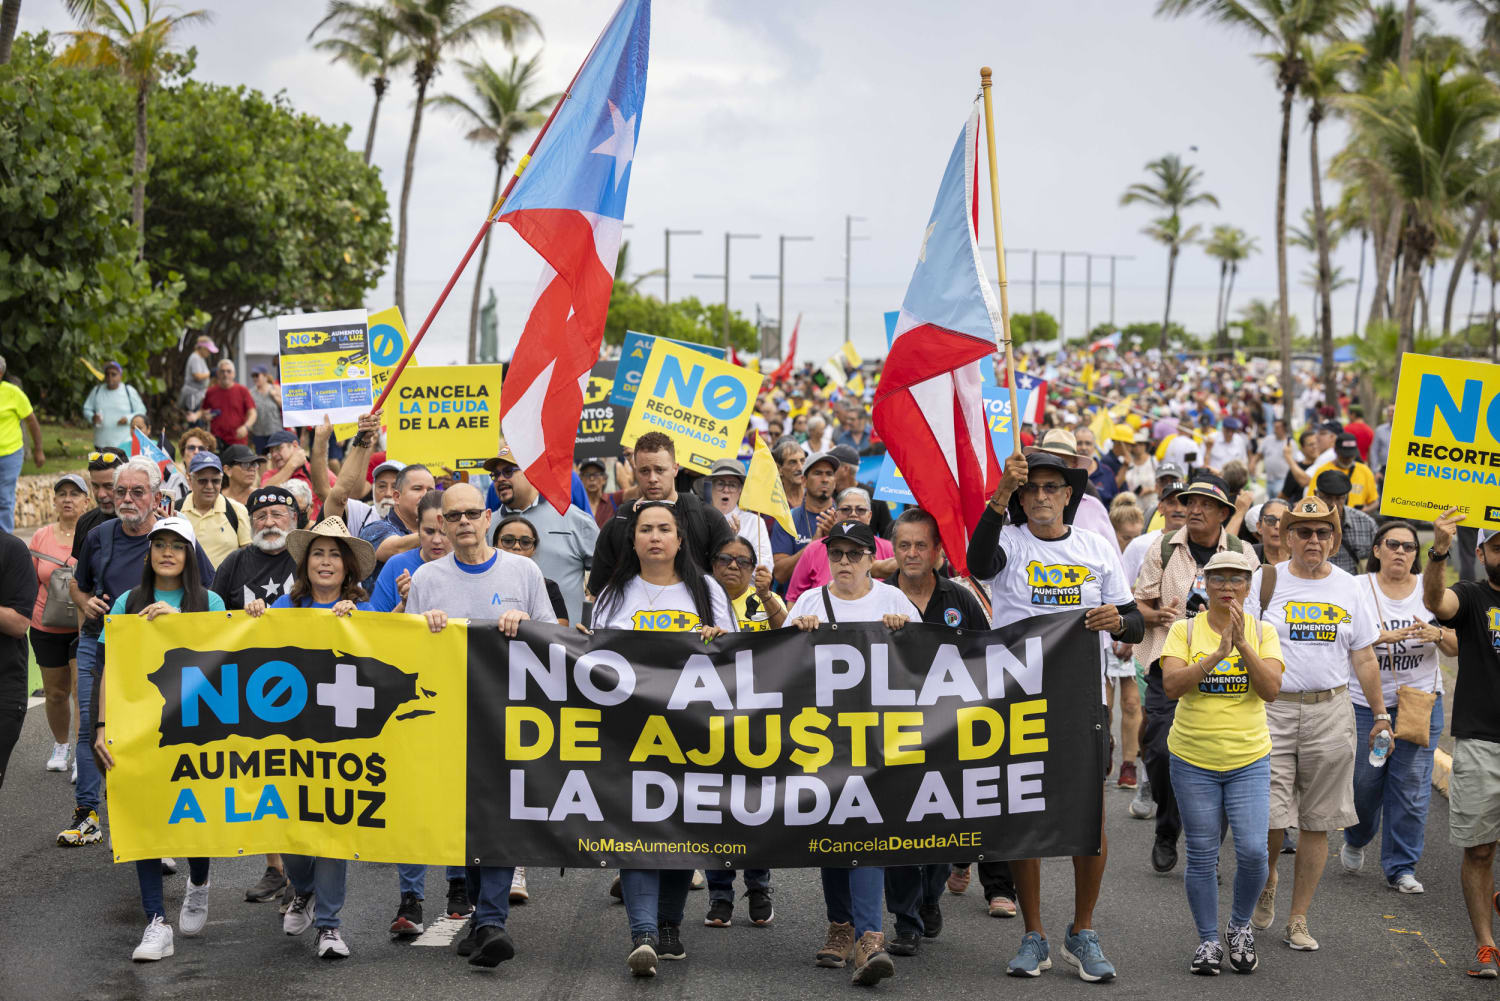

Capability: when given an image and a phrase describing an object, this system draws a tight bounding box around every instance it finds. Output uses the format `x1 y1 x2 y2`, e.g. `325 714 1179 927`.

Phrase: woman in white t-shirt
787 518 915 987
1342 520 1456 894
590 500 734 979
1243 497 1391 951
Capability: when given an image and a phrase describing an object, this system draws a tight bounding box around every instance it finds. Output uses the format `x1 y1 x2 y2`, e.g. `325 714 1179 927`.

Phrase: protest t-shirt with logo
594 575 735 632
728 587 775 632
1436 580 1500 743
1162 612 1283 771
983 524 1131 628
100 587 227 645
1356 574 1444 709
1245 561 1377 692
210 545 297 610
786 580 921 625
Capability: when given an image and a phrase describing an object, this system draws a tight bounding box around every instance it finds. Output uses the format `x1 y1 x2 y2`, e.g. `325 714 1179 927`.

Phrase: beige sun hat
284 516 376 583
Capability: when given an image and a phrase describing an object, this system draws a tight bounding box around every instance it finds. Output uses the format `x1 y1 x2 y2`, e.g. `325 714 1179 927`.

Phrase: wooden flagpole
979 67 1021 457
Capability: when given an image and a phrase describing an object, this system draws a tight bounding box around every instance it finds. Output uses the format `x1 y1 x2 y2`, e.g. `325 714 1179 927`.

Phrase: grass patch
30 417 102 476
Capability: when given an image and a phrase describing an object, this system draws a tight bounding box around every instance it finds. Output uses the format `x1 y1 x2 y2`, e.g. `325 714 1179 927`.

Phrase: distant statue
479 289 499 363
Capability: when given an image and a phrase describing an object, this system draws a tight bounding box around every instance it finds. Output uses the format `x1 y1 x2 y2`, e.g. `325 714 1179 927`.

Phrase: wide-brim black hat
1007 452 1088 527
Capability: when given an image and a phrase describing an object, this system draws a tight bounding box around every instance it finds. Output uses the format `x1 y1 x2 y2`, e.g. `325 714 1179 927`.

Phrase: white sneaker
690 869 705 890
161 857 177 875
283 891 316 936
46 743 69 772
1129 779 1155 819
510 866 529 904
180 879 210 936
132 916 174 961
1390 873 1424 894
1339 843 1364 873
69 758 77 784
317 927 350 959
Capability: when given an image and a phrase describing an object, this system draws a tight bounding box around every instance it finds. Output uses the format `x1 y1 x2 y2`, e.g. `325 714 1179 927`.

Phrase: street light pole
750 234 813 357
844 215 868 343
663 228 701 304
695 232 760 349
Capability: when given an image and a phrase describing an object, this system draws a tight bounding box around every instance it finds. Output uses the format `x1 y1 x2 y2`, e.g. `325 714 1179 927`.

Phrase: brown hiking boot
851 931 895 986
816 921 856 968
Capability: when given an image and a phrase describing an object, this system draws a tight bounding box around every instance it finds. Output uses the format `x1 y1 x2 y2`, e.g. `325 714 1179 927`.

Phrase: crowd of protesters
0 340 1497 985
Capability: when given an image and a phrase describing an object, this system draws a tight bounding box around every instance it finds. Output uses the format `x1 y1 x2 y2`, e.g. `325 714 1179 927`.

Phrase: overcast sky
18 0 1482 362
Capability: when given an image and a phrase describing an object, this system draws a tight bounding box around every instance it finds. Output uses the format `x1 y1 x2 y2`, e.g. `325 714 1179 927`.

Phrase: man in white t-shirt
1206 417 1250 471
964 450 1143 983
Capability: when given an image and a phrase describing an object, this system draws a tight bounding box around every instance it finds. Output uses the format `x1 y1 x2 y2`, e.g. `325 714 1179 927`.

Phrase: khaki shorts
1450 738 1500 848
1266 691 1357 831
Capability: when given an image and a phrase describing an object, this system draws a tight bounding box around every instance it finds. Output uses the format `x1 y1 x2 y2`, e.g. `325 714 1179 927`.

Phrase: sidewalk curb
1433 747 1452 799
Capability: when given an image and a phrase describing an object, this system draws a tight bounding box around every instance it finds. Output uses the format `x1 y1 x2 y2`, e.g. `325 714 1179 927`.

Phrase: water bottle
1368 730 1394 768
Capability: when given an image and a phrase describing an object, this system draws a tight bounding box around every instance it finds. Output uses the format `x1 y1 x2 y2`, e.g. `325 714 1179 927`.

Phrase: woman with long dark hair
245 516 375 960
589 500 734 978
92 517 225 962
1341 519 1456 893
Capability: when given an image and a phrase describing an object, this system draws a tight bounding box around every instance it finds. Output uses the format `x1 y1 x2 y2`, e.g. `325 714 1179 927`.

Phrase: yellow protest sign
103 610 467 864
741 435 796 536
621 338 764 474
1382 353 1500 528
386 363 504 471
332 305 414 438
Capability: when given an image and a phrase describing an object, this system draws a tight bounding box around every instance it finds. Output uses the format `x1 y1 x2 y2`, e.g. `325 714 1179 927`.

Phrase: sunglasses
1205 572 1249 586
837 505 872 516
1381 538 1419 553
498 534 536 550
492 465 519 479
442 509 486 523
827 547 870 564
87 451 123 465
1291 525 1334 540
1259 514 1280 526
714 554 754 570
1019 482 1068 496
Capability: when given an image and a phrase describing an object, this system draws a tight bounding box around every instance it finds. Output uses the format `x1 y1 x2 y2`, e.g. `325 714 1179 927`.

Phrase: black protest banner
575 360 624 461
465 610 1104 869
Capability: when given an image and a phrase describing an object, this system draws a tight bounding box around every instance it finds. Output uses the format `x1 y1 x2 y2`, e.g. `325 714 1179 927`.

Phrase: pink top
786 535 896 604
28 522 77 633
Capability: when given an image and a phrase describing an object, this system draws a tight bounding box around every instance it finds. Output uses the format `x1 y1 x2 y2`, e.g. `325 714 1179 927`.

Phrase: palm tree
1343 56 1500 372
385 0 539 316
1203 224 1259 349
310 2 413 165
429 54 557 361
1156 0 1364 428
57 0 212 235
0 0 22 65
1120 153 1219 349
1301 39 1363 407
612 239 663 293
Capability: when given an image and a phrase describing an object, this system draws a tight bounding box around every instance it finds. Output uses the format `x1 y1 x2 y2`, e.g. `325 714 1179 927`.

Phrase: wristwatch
1428 547 1450 562
1374 713 1392 723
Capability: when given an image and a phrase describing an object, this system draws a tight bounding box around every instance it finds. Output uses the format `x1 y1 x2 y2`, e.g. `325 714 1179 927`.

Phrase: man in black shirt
880 507 1005 951
211 486 299 610
0 528 39 789
70 447 127 562
1423 510 1500 979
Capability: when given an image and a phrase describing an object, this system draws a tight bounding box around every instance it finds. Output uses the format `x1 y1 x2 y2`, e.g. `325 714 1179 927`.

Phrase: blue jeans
705 867 770 903
137 857 210 920
1169 753 1271 942
1345 697 1443 881
283 855 348 929
621 869 692 939
74 634 103 812
396 864 467 898
820 867 885 939
885 864 949 937
464 865 514 930
0 446 22 533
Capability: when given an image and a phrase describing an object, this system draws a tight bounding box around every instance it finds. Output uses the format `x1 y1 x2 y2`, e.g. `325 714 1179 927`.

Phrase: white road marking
410 916 468 947
27 697 44 710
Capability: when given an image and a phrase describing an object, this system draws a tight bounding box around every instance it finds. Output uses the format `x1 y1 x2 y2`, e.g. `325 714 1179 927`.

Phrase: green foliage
603 284 759 352
1119 320 1192 348
0 33 192 412
1009 311 1057 343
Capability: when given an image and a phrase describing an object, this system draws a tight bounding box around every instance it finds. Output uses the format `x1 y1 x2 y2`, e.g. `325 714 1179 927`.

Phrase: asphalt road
1 699 1493 1001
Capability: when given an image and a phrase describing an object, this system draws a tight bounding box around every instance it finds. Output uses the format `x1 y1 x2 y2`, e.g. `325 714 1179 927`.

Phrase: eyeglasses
150 538 188 553
1291 525 1334 540
442 509 486 523
714 554 754 570
114 486 151 499
183 443 205 454
1381 538 1419 553
492 465 519 479
498 534 536 550
826 548 869 564
837 505 872 516
1019 482 1068 496
1259 514 1280 526
1205 572 1249 586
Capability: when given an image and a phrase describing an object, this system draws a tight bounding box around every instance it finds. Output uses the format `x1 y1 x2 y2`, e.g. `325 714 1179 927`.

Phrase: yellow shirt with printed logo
1163 612 1284 771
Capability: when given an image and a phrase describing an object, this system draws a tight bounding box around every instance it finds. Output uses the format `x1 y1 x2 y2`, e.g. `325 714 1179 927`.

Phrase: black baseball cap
1320 419 1343 434
826 520 877 552
1159 479 1189 500
1335 432 1359 454
264 430 298 452
220 444 265 466
1315 469 1352 496
247 485 297 514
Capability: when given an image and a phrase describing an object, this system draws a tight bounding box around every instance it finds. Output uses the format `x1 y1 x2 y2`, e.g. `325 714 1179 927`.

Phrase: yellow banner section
1382 353 1500 528
621 338 763 474
103 610 467 864
333 305 414 438
386 363 504 471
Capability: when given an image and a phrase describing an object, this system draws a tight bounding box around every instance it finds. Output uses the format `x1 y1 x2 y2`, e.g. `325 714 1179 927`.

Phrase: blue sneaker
1062 924 1116 982
1006 931 1052 977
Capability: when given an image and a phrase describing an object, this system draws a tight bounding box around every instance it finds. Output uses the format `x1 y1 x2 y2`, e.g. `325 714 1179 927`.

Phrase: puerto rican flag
498 0 649 513
871 98 1002 577
1009 370 1047 425
1087 330 1121 353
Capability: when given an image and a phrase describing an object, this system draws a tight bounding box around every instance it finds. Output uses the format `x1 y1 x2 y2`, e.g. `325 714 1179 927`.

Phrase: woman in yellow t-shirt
1160 550 1284 976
